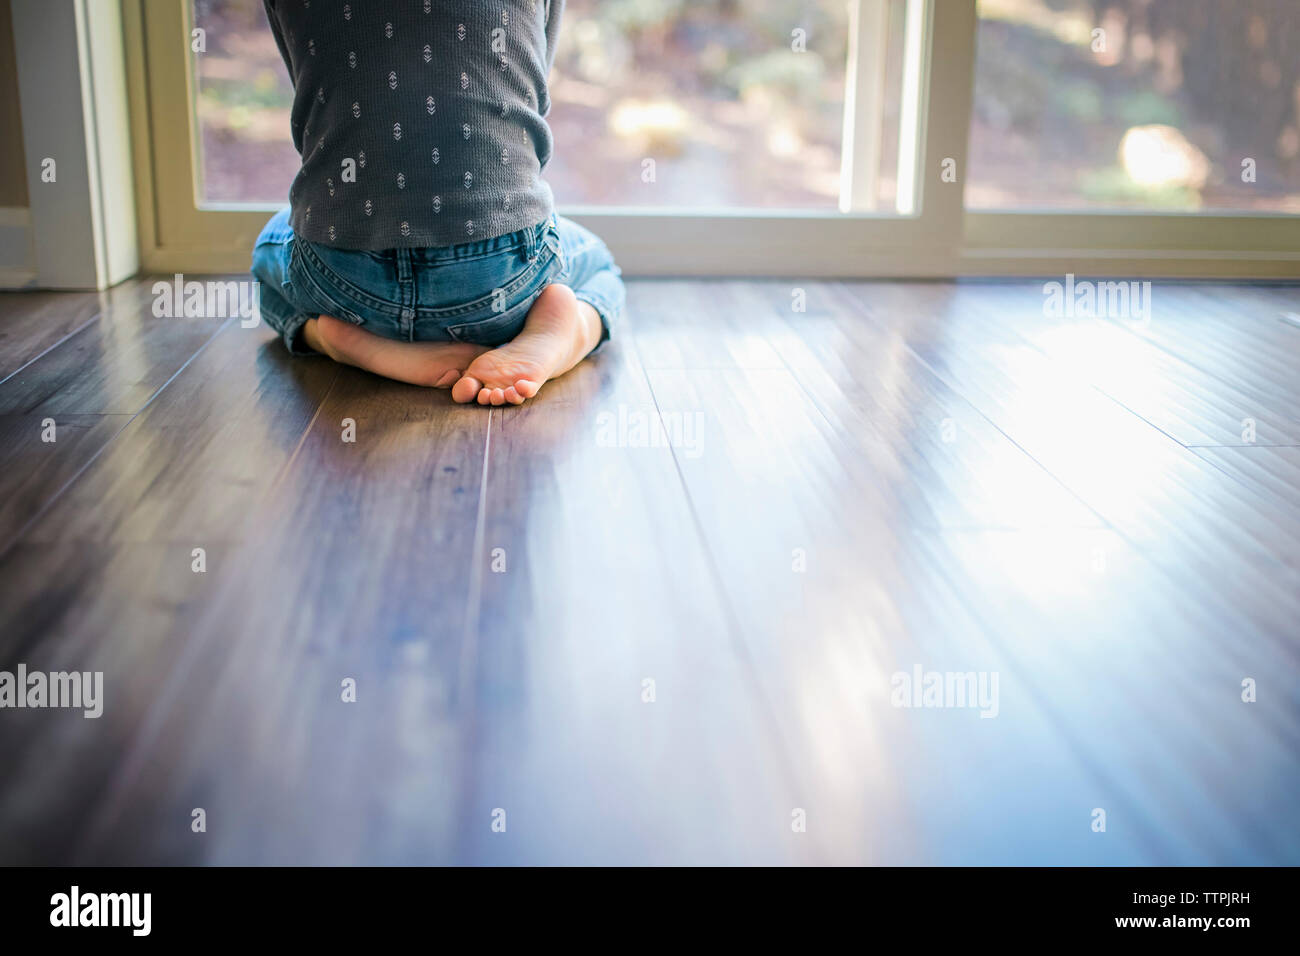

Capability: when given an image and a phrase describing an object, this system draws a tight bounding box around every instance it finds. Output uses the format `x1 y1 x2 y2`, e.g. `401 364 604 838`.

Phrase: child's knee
249 244 281 289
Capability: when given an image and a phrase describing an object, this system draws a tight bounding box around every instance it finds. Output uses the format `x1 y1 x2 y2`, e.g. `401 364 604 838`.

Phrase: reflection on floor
0 277 1297 864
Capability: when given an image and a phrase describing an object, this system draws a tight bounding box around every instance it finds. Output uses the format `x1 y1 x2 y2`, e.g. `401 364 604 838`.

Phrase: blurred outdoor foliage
971 0 1300 210
193 0 1300 212
193 0 855 207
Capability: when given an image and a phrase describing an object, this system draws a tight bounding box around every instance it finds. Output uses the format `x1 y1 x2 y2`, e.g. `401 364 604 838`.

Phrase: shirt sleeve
262 0 294 79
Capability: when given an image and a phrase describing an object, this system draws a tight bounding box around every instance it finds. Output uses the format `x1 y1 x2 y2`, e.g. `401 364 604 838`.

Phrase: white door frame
10 0 137 290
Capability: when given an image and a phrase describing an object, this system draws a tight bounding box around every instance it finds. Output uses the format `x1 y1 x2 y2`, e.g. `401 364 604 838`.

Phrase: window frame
123 0 1300 278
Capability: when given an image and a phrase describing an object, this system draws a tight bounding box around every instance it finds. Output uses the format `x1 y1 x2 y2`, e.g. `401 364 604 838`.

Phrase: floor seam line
0 317 235 562
0 311 105 388
452 406 493 864
635 339 812 861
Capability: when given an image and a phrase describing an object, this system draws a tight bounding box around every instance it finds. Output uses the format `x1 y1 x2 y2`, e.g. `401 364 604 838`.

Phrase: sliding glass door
124 0 1298 276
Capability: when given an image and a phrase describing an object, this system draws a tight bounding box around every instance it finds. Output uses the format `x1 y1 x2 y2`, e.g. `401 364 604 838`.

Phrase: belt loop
523 221 539 262
396 249 415 339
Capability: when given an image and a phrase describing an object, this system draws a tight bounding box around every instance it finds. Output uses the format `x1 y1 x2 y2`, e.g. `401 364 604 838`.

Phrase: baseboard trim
0 207 35 286
0 268 38 289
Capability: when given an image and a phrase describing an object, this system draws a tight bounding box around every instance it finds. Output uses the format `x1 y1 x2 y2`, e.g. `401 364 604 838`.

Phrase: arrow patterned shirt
264 0 563 248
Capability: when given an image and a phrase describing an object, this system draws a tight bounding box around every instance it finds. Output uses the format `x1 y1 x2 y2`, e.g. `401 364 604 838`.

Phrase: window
125 0 1298 276
192 0 915 213
969 0 1300 212
549 0 860 210
192 0 296 204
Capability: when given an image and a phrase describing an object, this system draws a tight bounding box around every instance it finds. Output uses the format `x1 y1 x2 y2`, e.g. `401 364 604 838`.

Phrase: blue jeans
250 209 624 356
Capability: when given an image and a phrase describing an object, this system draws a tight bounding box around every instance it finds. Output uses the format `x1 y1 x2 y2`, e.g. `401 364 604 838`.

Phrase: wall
0 0 28 207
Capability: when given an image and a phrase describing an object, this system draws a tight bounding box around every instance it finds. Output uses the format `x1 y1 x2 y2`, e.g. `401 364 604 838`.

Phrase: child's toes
504 386 524 405
476 387 492 405
453 375 482 403
515 379 540 399
488 387 507 406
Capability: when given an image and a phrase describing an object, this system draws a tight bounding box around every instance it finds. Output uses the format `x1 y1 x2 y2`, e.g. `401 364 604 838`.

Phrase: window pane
193 0 297 203
969 0 1300 212
547 0 855 209
193 0 911 212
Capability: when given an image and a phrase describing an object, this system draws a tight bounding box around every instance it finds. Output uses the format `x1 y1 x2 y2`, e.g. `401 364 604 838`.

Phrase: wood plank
637 280 1104 531
821 281 1300 862
833 282 1300 566
2 277 1297 866
0 286 107 381
1190 444 1300 565
0 541 220 864
924 525 1300 864
69 368 489 864
643 358 1147 863
857 286 1300 694
0 413 131 547
1111 283 1300 418
0 280 225 415
629 279 789 370
651 280 1300 862
22 322 337 544
0 318 345 863
456 336 801 865
0 279 235 554
1016 282 1300 446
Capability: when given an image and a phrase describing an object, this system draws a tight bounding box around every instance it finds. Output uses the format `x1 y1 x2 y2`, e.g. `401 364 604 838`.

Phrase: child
251 0 623 406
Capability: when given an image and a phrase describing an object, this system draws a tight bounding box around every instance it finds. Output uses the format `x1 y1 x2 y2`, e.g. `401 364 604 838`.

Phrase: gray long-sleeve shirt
264 0 563 249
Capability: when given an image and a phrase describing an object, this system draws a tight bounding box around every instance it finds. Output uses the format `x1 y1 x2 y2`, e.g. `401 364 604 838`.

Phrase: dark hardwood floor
0 276 1297 865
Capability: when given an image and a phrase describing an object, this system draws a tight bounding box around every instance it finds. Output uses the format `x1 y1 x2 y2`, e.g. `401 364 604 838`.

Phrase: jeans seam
412 244 559 321
444 256 561 340
574 290 617 323
414 241 528 265
445 291 540 342
297 241 403 317
281 312 316 355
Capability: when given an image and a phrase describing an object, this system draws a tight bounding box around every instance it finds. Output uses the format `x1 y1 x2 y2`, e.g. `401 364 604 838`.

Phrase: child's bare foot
451 284 603 405
304 314 489 388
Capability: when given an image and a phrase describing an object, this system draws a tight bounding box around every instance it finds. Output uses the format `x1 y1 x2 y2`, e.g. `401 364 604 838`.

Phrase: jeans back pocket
424 226 563 346
291 241 403 330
